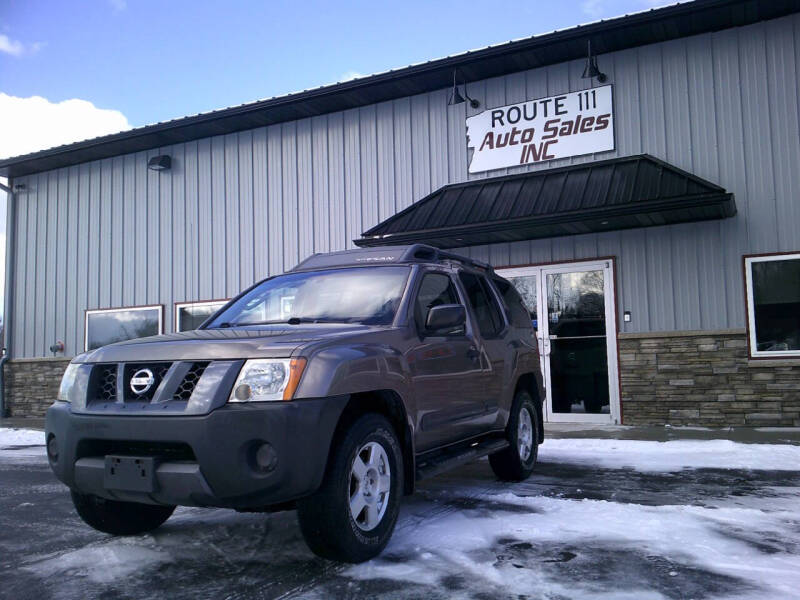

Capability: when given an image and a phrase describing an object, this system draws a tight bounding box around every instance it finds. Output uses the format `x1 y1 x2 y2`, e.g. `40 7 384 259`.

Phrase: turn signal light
283 358 307 401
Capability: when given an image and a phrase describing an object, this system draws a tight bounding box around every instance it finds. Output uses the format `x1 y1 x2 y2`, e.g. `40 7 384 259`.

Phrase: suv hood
77 325 374 363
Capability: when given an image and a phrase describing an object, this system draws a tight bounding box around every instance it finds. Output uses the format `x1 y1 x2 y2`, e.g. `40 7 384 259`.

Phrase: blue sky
0 0 670 322
1 0 667 129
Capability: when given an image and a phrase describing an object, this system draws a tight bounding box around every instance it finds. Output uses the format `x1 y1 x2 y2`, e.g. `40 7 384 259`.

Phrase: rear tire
489 390 539 481
297 413 403 563
71 490 175 535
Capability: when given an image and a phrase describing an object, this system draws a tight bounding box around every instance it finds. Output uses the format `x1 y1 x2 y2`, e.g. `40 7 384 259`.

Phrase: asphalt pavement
3 425 800 599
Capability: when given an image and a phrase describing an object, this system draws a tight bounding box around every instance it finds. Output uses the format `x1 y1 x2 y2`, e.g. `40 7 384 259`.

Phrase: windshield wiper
286 317 350 325
212 320 287 328
212 318 348 328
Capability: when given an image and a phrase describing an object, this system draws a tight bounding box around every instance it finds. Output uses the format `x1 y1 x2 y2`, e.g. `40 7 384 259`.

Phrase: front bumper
45 396 349 508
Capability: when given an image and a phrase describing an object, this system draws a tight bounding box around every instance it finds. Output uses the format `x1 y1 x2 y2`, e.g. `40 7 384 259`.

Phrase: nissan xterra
46 244 544 563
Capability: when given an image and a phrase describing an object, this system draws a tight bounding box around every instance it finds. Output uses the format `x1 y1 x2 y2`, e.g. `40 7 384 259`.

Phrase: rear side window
415 273 462 333
493 278 533 329
459 272 504 338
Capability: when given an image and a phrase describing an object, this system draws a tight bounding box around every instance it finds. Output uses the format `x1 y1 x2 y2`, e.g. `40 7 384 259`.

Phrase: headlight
57 363 80 403
229 358 307 402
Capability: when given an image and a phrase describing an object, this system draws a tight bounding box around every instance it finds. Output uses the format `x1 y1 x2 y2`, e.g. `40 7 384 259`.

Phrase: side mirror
425 304 466 333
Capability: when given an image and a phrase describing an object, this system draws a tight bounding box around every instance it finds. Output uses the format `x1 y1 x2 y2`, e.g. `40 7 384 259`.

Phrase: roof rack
289 244 491 272
398 244 492 270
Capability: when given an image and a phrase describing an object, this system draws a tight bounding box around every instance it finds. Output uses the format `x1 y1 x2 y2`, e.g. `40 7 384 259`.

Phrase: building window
744 253 800 358
85 306 163 351
175 300 228 332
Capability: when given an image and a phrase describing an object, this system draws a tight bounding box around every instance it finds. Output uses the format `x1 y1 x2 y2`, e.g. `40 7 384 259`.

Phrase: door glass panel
546 271 605 337
549 338 610 414
415 273 464 335
506 275 538 331
546 269 609 414
459 272 503 337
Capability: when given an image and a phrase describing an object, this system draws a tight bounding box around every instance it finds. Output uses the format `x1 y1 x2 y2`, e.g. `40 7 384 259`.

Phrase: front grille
173 362 209 401
87 361 211 406
123 363 171 402
76 439 196 462
94 365 118 402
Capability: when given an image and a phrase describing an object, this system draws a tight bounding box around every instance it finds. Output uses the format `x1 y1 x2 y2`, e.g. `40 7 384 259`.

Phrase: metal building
2 0 799 426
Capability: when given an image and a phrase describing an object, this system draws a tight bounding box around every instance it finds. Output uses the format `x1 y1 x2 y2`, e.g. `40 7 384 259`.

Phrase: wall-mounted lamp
448 70 480 109
147 155 172 172
13 183 26 191
581 40 607 83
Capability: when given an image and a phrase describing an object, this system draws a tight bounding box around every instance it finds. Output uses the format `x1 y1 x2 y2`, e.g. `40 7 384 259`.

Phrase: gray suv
46 244 544 563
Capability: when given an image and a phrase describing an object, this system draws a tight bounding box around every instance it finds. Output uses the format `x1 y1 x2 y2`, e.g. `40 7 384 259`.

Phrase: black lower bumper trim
45 396 349 508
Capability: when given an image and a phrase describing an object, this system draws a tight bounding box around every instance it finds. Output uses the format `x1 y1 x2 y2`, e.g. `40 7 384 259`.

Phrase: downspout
0 179 14 418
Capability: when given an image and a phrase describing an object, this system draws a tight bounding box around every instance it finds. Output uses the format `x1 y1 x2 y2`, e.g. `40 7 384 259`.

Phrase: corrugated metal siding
10 14 800 357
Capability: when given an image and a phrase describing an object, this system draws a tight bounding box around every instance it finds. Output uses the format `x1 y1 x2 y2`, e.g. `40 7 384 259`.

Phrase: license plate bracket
104 456 158 492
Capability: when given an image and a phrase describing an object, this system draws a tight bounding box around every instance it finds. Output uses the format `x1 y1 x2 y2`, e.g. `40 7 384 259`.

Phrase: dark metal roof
3 0 799 178
354 155 736 249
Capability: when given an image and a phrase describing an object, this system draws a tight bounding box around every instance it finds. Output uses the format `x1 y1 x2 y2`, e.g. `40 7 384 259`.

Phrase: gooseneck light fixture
447 70 480 109
147 155 172 172
581 40 608 83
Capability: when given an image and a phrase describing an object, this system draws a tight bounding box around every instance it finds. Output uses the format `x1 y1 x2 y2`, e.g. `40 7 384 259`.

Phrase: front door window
545 270 609 415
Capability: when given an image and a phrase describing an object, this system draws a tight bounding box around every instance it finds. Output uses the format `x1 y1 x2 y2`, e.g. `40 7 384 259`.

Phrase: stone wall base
620 331 800 427
4 336 799 427
4 358 72 417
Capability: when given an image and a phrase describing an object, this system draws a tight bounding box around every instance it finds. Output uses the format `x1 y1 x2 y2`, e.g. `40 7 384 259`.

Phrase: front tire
71 490 175 535
489 390 539 481
297 413 403 563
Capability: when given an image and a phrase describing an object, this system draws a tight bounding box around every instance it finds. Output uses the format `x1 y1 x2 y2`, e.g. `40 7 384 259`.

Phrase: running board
415 437 509 481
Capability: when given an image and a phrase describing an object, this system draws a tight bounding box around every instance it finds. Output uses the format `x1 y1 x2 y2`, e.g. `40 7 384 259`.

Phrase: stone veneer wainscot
4 357 72 417
619 330 800 426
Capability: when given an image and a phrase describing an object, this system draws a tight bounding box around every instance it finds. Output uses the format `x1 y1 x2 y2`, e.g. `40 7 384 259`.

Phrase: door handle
467 346 480 362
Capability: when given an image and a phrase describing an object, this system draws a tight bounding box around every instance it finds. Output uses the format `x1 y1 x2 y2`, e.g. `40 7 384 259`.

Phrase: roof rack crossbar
398 244 491 270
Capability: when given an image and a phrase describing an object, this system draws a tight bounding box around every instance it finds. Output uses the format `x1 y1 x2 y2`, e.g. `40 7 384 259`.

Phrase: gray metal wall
10 14 800 358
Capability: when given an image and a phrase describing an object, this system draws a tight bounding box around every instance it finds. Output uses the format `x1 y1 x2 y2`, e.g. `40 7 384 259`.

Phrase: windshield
207 266 411 328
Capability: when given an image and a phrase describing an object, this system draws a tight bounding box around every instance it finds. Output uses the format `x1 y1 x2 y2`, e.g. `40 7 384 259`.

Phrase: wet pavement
2 434 800 599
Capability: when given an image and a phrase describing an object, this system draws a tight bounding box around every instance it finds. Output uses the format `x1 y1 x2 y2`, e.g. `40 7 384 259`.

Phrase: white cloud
339 70 364 82
0 93 132 160
581 0 606 18
0 34 24 57
0 33 45 57
581 0 681 19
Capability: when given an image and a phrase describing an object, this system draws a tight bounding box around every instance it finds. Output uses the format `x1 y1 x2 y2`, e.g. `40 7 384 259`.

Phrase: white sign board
466 85 614 174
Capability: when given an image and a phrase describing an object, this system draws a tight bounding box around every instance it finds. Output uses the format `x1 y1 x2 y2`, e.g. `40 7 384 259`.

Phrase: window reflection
177 302 227 332
546 271 605 337
86 308 161 350
507 275 538 331
751 258 800 353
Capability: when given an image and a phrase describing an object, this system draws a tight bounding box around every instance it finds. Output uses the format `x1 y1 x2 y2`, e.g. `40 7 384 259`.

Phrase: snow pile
539 438 800 471
0 427 45 457
30 539 173 584
346 488 800 599
341 438 800 599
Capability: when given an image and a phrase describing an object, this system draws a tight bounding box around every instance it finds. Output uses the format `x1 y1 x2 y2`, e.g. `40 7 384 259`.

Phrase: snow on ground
0 428 45 447
30 540 174 584
0 428 45 457
337 439 800 600
343 488 800 599
6 430 800 599
539 438 800 472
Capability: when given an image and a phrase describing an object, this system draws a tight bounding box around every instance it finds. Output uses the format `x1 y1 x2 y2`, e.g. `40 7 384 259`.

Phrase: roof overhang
355 155 736 249
2 0 799 178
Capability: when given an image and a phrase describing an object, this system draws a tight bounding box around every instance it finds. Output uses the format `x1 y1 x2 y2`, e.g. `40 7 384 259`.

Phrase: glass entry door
497 260 620 424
